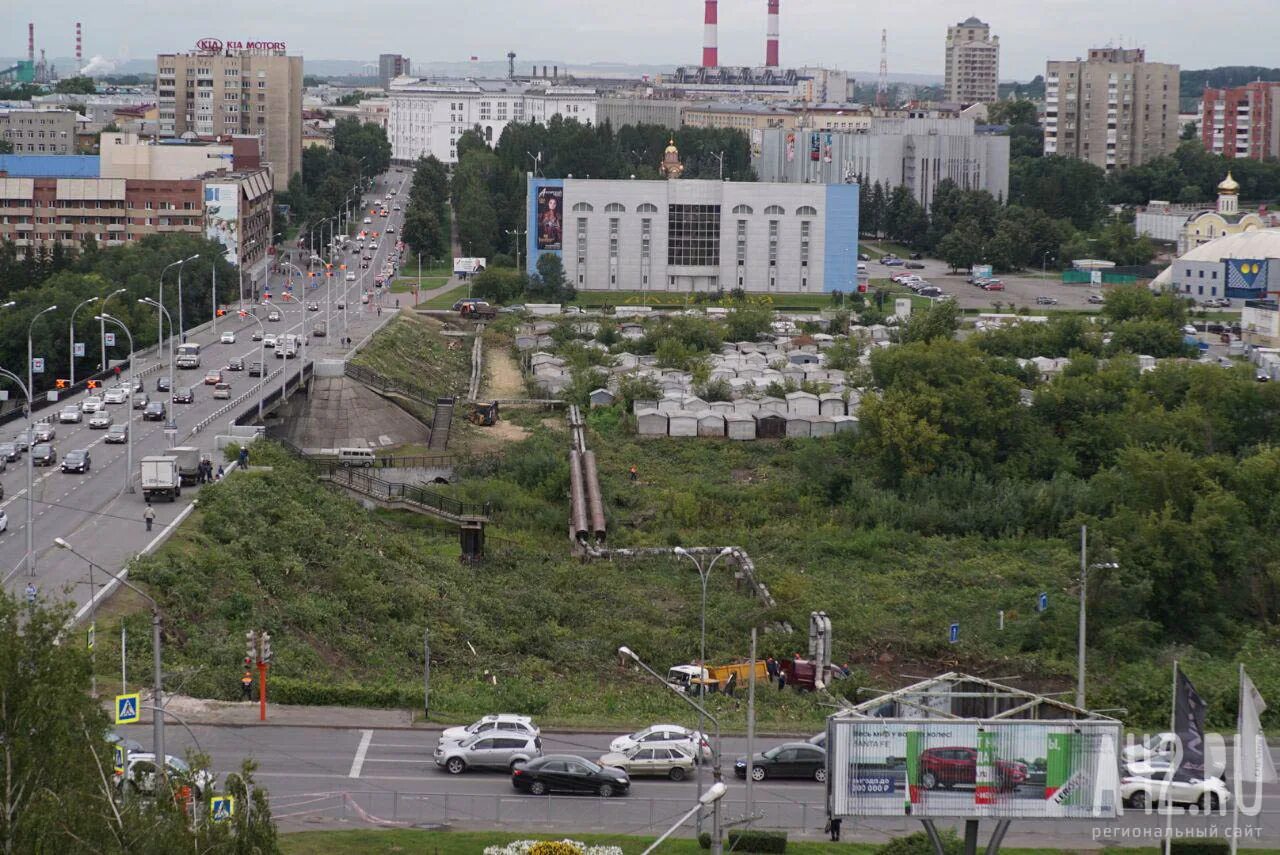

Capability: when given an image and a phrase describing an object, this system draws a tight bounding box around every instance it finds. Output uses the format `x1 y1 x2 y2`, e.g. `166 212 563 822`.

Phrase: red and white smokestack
28 23 34 64
76 22 82 67
766 0 780 67
702 0 718 68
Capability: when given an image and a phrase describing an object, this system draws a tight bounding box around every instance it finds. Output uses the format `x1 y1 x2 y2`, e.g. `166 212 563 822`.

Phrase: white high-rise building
944 17 999 105
388 78 598 163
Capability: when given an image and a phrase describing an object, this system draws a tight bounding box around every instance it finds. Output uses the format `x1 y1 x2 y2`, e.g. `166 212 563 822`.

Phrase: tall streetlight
96 314 136 492
619 646 724 855
642 783 727 855
26 303 58 576
175 254 200 343
158 259 184 366
99 288 127 375
673 545 734 824
1077 524 1119 710
68 296 99 387
54 537 166 780
0 367 34 579
139 298 175 445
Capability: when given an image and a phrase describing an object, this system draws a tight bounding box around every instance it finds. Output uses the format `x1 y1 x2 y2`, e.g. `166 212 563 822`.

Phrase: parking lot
870 256 1108 312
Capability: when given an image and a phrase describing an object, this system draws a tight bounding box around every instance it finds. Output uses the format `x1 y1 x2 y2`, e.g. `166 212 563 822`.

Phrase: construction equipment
468 400 499 426
667 660 768 695
460 302 497 321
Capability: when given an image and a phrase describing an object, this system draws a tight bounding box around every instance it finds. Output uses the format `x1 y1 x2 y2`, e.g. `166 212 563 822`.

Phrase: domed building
1175 172 1270 255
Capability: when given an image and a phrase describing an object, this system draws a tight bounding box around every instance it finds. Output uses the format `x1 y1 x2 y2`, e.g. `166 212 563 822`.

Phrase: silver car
435 732 542 775
598 744 696 781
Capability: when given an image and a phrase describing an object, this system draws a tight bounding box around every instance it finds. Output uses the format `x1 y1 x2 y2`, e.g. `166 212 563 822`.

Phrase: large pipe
702 0 718 68
582 450 606 541
765 0 780 67
569 450 589 541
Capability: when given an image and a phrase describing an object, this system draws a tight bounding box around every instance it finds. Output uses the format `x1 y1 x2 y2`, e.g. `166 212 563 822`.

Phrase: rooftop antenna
876 29 888 109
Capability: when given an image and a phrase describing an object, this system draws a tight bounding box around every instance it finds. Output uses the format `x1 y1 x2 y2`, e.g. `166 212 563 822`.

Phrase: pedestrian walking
238 446 249 467
143 504 156 532
25 582 36 604
395 298 399 308
216 465 225 481
240 670 253 701
777 670 787 691
628 465 638 482
828 817 842 841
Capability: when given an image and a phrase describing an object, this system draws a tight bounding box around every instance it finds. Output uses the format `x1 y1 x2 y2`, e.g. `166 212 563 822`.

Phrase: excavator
468 400 499 426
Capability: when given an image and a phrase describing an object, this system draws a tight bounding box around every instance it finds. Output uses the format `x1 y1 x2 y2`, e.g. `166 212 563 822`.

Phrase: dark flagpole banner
1174 666 1207 780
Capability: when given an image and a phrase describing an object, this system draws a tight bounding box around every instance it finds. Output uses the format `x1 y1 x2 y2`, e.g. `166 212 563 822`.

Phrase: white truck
140 456 181 502
169 446 202 486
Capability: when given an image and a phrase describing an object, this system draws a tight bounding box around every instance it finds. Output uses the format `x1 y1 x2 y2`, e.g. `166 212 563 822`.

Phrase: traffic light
261 632 272 663
55 379 68 390
245 629 258 663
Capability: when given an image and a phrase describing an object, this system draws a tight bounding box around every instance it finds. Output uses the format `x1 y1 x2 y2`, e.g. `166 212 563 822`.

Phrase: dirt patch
483 343 525 399
458 418 530 454
731 468 757 483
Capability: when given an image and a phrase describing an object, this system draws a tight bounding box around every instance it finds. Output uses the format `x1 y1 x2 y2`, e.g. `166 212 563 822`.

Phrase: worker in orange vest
240 670 253 701
628 465 638 482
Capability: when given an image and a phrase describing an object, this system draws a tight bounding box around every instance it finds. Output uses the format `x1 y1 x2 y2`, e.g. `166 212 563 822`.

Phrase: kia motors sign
196 38 224 53
195 38 287 53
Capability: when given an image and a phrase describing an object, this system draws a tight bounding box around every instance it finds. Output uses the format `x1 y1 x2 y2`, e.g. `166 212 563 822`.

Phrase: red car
919 747 1027 791
981 281 1005 291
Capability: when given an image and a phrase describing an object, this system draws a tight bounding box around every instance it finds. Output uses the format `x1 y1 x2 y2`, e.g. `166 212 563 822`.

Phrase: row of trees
277 118 391 240
470 254 576 304
400 154 452 263
0 233 237 395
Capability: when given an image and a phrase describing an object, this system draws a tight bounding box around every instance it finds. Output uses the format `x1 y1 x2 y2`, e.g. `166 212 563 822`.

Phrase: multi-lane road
1 168 415 615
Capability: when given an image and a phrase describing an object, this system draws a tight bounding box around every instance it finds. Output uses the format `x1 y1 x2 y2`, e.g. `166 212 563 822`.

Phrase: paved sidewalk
106 693 422 730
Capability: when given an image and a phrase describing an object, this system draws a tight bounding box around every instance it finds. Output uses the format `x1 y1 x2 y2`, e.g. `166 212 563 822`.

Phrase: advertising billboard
535 186 563 251
828 719 1122 820
204 183 240 266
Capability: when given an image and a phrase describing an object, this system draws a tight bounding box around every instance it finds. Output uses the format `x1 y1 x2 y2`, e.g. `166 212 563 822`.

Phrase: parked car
441 715 540 744
881 257 904 266
103 386 129 405
734 742 826 782
31 444 57 466
609 724 711 762
81 396 105 413
858 253 870 261
171 387 194 404
919 746 1027 791
1120 773 1231 811
1122 733 1177 765
88 412 113 430
905 261 926 269
33 422 55 442
511 755 630 797
220 331 236 344
227 358 244 372
212 382 232 399
435 733 543 774
59 406 83 424
981 281 1006 291
1035 296 1058 305
105 423 128 444
598 744 696 781
909 252 924 260
61 449 91 473
1087 294 1105 304
115 753 215 801
143 401 166 421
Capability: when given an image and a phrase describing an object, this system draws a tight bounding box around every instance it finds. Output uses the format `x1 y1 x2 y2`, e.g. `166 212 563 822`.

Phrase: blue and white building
525 171 859 294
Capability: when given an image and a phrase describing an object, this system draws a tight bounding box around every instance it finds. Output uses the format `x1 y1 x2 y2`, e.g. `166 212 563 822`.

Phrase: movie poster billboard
535 186 563 251
204 183 240 266
829 719 1121 820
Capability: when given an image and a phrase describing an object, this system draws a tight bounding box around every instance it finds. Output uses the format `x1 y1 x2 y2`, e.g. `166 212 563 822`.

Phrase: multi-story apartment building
378 54 411 90
944 17 999 105
1201 81 1280 161
1044 48 1180 171
156 43 303 191
0 109 77 154
388 78 597 163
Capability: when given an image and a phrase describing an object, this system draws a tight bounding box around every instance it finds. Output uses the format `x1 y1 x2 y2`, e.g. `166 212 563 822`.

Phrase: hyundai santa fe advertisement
828 720 1121 819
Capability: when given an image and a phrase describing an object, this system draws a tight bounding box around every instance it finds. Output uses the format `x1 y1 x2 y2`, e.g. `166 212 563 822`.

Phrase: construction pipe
582 450 606 541
568 450 589 542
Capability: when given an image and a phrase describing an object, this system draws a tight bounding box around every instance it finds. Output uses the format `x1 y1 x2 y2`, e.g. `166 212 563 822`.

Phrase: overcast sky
20 0 1275 80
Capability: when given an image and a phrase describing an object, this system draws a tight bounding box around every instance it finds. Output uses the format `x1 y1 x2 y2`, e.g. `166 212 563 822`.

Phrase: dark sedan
227 358 244 372
155 376 171 392
143 401 166 421
511 754 630 798
61 449 91 473
171 387 194 404
734 742 826 783
31 443 57 467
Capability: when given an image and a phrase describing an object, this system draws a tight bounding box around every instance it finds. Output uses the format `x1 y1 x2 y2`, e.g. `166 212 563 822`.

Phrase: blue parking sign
949 622 960 644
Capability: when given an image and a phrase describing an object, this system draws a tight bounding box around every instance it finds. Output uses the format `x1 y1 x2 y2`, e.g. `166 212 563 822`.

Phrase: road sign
949 622 960 644
114 692 141 725
104 332 116 347
1037 592 1049 613
86 621 95 651
74 342 85 357
113 745 126 775
31 357 44 374
210 795 235 821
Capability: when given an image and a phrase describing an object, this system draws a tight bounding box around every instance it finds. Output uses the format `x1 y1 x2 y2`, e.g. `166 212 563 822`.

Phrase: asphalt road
1 169 413 614
113 721 1280 844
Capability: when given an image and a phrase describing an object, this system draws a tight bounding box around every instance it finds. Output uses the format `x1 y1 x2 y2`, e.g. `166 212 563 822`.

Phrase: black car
248 362 264 377
172 387 194 404
227 358 244 372
143 401 166 421
62 449 91 473
31 443 56 467
511 754 630 797
905 262 926 269
156 376 171 392
909 252 924 260
733 742 826 783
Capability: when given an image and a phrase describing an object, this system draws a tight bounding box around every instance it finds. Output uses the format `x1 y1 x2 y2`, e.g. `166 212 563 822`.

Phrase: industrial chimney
765 0 780 67
702 0 718 68
28 23 34 63
75 22 82 70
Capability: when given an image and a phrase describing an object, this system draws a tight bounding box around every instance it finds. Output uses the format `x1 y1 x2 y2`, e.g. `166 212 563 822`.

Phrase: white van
337 447 376 467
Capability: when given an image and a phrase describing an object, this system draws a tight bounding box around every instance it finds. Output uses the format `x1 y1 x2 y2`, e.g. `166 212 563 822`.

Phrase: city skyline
10 0 1277 82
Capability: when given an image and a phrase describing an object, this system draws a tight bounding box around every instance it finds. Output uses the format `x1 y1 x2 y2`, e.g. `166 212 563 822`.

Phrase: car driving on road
267 310 281 322
213 382 232 399
734 742 826 782
1120 772 1230 811
511 755 630 798
31 443 56 467
61 449 91 473
105 423 128 444
59 405 83 424
248 362 264 377
0 442 17 462
435 733 542 775
34 422 55 442
88 412 112 430
81 395 104 413
204 370 223 385
609 724 710 762
143 401 166 421
103 386 129 405
220 331 236 344
598 744 696 781
133 393 149 410
172 387 194 404
227 358 244 372
156 376 170 392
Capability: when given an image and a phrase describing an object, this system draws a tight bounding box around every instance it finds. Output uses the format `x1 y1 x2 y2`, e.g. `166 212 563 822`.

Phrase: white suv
435 733 542 775
440 714 540 744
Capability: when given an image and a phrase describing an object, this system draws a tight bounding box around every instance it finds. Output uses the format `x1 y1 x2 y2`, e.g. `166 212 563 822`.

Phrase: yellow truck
666 660 769 695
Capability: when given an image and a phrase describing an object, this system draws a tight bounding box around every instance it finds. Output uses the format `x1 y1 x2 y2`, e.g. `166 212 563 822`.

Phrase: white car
363 217 372 224
346 273 356 281
267 310 281 322
609 724 711 762
262 334 278 349
81 396 104 414
369 242 378 250
386 225 396 233
1120 773 1231 811
88 412 112 430
0 509 6 534
440 714 540 744
59 406 83 424
1122 733 1176 765
114 753 215 800
220 332 236 344
103 387 129 405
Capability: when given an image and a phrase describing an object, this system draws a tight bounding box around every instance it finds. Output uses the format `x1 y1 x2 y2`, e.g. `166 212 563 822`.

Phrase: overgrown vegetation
349 312 471 401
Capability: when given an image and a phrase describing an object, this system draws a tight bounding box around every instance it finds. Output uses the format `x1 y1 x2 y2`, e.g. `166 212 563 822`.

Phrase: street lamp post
642 783 728 855
620 646 724 855
26 304 58 576
96 314 136 492
100 288 127 377
674 546 734 826
158 260 183 368
175 254 199 343
68 296 100 387
139 299 176 446
1077 524 1119 710
236 309 267 421
54 538 166 780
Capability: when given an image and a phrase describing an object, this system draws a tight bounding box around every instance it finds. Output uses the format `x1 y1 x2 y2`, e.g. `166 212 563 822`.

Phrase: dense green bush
876 830 961 855
727 830 787 853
